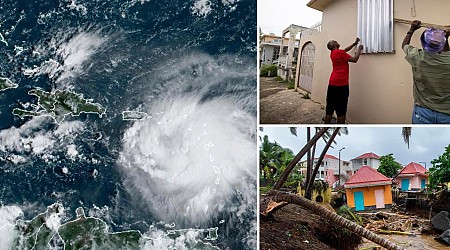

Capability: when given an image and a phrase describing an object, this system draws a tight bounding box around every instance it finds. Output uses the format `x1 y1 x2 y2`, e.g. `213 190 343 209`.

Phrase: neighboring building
299 154 352 187
350 152 380 173
396 162 428 191
295 0 449 123
260 34 298 66
344 166 393 211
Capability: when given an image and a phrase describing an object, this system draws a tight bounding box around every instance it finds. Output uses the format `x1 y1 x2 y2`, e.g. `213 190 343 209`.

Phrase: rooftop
398 162 428 176
352 152 380 160
345 166 391 188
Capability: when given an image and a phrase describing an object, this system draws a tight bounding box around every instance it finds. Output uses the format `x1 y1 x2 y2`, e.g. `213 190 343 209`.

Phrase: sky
258 0 323 36
259 127 450 169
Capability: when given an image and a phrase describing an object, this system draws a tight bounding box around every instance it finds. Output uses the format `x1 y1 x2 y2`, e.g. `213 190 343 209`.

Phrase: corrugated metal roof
314 154 339 160
345 166 391 188
398 162 428 175
352 152 380 160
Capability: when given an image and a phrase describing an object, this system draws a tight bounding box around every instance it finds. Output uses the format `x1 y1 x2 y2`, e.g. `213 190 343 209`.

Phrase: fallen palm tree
265 190 405 250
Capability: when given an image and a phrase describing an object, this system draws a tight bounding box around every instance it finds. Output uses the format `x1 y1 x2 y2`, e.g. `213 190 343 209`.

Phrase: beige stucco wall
296 0 450 123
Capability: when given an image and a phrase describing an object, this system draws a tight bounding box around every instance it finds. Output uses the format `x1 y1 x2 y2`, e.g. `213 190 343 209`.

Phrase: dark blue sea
0 0 256 249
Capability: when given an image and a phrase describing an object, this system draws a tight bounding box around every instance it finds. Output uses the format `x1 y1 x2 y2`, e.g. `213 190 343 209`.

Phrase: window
357 0 393 53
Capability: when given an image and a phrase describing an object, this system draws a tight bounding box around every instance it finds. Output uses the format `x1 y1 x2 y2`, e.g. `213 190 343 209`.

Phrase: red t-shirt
329 49 352 86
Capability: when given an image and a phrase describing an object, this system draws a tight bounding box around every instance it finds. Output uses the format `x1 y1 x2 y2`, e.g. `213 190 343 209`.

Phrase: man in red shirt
324 38 363 124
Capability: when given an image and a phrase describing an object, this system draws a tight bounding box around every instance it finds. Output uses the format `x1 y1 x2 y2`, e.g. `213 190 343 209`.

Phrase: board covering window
357 0 394 53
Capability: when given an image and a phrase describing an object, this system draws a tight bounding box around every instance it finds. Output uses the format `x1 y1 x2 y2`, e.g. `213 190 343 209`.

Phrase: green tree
377 154 402 178
259 135 283 180
259 135 300 188
429 145 450 189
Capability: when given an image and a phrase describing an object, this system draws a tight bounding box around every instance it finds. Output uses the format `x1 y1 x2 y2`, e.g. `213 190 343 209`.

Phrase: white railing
302 21 322 37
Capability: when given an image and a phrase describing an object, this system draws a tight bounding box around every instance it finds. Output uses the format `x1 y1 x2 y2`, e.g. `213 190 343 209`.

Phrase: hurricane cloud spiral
119 54 256 226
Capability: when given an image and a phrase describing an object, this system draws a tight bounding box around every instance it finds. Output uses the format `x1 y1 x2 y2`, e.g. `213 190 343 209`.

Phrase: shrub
260 64 277 77
286 80 295 89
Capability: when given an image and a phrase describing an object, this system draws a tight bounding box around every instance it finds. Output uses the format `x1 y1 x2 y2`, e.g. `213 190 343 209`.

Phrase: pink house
396 162 428 191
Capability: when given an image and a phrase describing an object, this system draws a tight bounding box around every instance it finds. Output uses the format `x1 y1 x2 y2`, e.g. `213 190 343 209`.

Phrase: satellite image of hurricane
0 0 256 249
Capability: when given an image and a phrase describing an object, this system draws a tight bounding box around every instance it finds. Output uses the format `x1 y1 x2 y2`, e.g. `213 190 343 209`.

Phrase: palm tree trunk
306 127 311 186
272 127 329 190
268 190 404 250
305 128 340 200
309 128 318 186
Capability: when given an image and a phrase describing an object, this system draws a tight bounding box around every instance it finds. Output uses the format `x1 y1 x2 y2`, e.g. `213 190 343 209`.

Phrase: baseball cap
420 28 447 53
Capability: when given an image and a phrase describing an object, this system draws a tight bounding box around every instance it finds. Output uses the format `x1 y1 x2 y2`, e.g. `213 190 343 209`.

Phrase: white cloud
191 0 212 17
0 117 85 164
0 206 23 250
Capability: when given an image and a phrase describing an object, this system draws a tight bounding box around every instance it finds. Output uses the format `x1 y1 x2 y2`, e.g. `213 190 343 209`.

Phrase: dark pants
326 85 349 117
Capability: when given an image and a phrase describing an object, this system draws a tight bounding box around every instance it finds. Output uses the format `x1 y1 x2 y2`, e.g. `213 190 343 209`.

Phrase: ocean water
0 0 256 249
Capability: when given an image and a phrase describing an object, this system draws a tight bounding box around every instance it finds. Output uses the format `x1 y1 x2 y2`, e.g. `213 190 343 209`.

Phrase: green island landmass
122 110 149 120
12 88 106 124
11 204 220 249
0 77 18 91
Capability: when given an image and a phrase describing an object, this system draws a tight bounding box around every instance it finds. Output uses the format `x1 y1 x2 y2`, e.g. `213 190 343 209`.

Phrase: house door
421 179 426 189
298 42 315 93
401 179 410 191
354 191 365 211
374 189 385 209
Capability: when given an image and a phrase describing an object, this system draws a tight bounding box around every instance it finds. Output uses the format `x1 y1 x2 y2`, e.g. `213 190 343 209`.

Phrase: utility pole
338 147 345 187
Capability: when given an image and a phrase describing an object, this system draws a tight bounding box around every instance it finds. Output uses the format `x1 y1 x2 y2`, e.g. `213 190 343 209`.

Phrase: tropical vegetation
429 145 450 190
377 154 402 178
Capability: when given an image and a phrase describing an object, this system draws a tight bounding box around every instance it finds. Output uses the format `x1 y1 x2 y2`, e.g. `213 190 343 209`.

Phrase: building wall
325 169 339 186
351 158 380 172
370 159 380 170
296 0 450 123
345 185 392 210
299 187 332 203
261 45 275 65
397 176 428 190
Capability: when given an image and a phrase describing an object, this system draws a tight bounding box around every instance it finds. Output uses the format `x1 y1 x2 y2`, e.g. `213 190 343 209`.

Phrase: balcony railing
302 21 322 37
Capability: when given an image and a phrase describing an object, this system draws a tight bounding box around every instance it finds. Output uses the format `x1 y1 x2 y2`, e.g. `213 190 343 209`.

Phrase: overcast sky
258 0 323 36
259 127 450 169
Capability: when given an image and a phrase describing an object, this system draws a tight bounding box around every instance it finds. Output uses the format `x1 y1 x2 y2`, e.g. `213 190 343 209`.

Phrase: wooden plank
394 18 449 30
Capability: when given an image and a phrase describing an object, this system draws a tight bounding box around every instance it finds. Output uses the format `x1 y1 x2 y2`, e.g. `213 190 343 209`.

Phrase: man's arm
344 37 360 52
444 28 450 52
348 45 364 63
402 20 421 49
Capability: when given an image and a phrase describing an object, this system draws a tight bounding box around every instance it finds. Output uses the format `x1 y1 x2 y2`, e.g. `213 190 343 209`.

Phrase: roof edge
307 0 331 12
345 181 392 188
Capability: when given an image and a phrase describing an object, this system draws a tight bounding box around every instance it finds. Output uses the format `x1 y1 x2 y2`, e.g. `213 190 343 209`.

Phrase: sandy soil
259 77 324 124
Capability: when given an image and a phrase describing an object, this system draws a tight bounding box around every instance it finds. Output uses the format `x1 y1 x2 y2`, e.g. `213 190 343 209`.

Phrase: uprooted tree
261 127 404 250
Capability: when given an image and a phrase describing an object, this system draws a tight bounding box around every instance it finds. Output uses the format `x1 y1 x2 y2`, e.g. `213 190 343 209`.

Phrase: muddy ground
259 77 324 124
260 202 449 250
260 203 362 250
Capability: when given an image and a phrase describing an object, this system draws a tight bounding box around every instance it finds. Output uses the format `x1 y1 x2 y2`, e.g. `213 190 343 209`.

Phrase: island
13 88 106 124
0 77 18 92
122 110 149 121
11 203 220 249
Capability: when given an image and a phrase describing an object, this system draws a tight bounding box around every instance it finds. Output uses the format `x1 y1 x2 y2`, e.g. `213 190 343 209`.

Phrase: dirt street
259 77 324 124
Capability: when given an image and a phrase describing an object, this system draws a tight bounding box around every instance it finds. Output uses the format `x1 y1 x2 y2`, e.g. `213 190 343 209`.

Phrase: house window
357 0 394 53
363 159 368 165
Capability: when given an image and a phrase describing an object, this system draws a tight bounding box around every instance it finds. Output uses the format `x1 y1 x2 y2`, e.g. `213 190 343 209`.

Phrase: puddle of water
358 233 449 250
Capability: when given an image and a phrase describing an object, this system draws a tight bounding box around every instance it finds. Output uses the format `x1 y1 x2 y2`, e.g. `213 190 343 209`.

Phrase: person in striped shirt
403 20 450 124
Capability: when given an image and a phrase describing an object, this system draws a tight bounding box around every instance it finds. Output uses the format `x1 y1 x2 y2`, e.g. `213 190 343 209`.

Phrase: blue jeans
412 105 450 124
